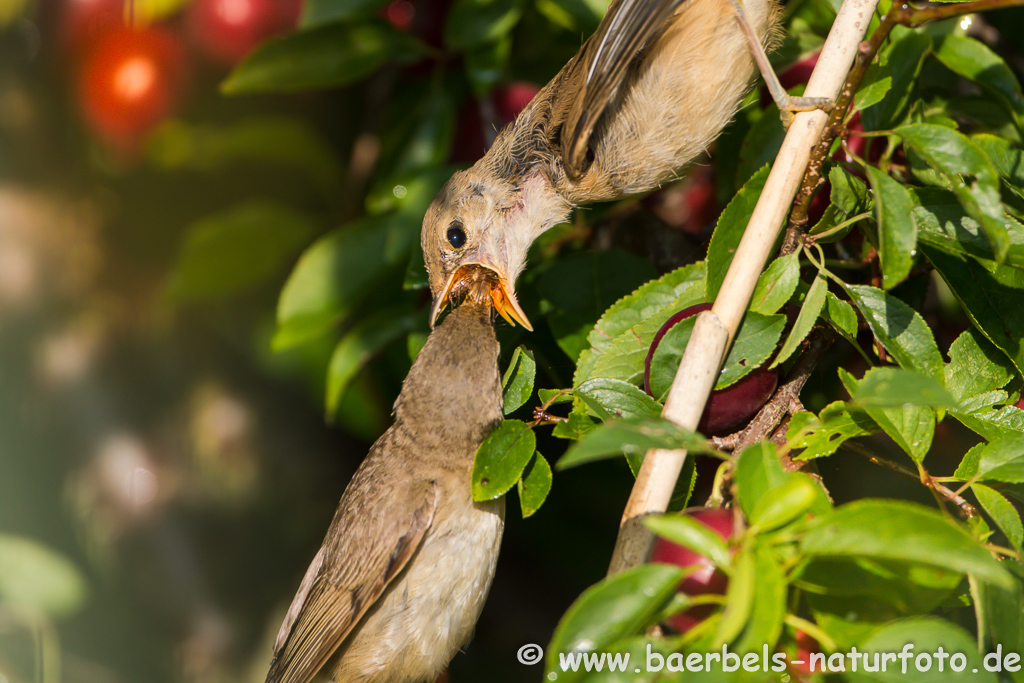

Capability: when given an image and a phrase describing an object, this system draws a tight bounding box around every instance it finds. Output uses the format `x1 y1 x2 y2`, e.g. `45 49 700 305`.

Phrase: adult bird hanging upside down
264 268 505 683
422 0 826 330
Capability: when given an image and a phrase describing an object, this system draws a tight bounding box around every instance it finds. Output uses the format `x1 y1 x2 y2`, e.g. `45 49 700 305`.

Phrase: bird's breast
326 495 505 683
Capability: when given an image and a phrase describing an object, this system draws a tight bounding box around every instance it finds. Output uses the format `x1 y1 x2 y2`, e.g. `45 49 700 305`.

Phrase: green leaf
861 31 930 131
944 327 1015 408
534 0 610 33
973 435 1024 484
974 133 1024 199
896 123 1009 263
974 563 1024 659
370 86 455 185
734 441 787 519
222 20 425 94
801 500 1014 590
787 401 879 460
444 0 523 51
539 250 657 363
0 534 88 618
772 274 826 369
840 368 935 463
973 484 1023 549
853 61 891 112
649 311 785 399
465 36 512 95
326 305 424 416
852 367 958 409
845 284 944 381
922 245 1024 376
864 165 918 289
729 543 787 653
575 264 705 387
749 476 820 533
823 291 858 339
644 514 732 569
168 200 316 302
301 0 389 26
575 378 662 419
545 564 685 683
472 420 536 500
830 165 872 215
933 34 1024 126
707 165 770 300
557 417 711 470
517 452 552 518
502 346 536 415
749 252 799 314
849 618 996 683
912 188 1024 268
274 214 415 349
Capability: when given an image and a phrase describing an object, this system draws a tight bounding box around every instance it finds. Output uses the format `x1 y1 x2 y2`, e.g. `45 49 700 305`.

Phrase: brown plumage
421 0 782 329
265 284 504 683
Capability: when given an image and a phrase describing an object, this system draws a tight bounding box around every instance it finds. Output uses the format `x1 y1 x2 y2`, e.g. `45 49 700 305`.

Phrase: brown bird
422 0 825 328
265 272 505 683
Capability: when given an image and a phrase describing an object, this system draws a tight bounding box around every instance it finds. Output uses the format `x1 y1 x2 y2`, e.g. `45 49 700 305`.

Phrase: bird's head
421 165 570 330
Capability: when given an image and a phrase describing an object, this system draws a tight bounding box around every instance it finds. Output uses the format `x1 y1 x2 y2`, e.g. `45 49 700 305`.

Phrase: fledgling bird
265 273 505 683
422 0 820 328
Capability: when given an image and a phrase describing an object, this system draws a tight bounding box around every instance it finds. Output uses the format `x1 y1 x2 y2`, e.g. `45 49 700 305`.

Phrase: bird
421 0 827 329
265 269 505 683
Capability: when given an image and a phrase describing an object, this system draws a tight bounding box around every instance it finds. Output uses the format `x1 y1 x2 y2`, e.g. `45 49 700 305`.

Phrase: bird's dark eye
446 222 467 249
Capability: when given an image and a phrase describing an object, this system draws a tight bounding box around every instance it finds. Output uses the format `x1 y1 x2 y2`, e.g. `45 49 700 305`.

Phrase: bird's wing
561 0 688 178
265 478 438 683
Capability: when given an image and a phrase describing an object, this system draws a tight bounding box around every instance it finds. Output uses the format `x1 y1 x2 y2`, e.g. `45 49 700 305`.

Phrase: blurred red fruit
644 303 779 435
650 508 734 633
492 81 540 122
380 0 416 31
77 26 185 149
186 0 296 66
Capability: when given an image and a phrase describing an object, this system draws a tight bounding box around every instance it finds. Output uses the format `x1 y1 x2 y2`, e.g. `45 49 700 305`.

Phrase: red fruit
789 629 822 676
380 0 416 32
77 26 185 148
644 304 779 436
186 0 294 66
1014 395 1024 411
650 508 734 633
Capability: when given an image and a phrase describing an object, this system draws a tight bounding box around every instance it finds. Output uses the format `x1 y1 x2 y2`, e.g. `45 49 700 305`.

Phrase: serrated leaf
749 476 820 534
772 274 826 369
545 564 684 683
168 200 316 302
973 484 1023 549
444 0 523 50
865 165 918 289
896 123 1009 263
845 285 944 381
973 435 1024 484
840 368 936 463
557 417 711 470
787 402 879 460
502 346 536 415
830 165 872 215
326 305 424 416
974 134 1024 200
801 500 1013 590
707 165 770 300
749 252 799 314
517 452 552 518
923 246 1024 376
576 378 661 420
222 20 426 94
472 420 536 500
823 291 858 339
852 367 958 409
912 188 1024 268
945 328 1015 407
853 61 892 112
649 311 785 399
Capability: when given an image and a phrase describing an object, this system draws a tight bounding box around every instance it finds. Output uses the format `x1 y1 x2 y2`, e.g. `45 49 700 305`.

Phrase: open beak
429 264 533 331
